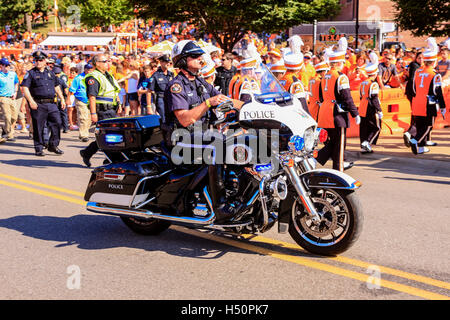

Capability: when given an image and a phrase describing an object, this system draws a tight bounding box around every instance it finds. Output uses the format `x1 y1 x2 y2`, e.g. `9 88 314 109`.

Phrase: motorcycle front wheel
289 188 363 256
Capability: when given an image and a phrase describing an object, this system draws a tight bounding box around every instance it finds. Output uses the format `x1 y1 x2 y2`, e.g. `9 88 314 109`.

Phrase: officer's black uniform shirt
56 76 68 100
215 65 237 94
21 67 59 99
149 67 174 95
164 71 220 127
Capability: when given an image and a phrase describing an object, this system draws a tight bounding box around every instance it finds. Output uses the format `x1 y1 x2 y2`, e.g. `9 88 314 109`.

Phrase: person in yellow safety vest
308 60 330 122
358 52 383 154
79 53 121 167
315 37 361 172
280 52 309 114
407 38 447 155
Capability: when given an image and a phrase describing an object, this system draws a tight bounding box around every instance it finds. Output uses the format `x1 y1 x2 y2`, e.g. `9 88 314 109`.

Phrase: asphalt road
0 128 449 301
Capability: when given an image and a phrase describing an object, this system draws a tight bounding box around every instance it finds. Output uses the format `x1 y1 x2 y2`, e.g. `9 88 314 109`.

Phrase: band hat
328 37 347 63
270 58 286 73
284 52 304 70
314 61 330 72
268 48 282 59
423 37 438 61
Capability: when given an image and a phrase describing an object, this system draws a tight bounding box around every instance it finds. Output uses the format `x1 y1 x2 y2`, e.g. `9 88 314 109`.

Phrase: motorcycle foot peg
278 222 289 234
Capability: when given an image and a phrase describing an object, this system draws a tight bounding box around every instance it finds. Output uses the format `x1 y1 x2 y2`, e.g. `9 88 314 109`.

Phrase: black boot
208 165 240 223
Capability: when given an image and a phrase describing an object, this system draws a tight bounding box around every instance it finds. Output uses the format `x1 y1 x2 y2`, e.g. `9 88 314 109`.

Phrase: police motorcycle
84 62 363 256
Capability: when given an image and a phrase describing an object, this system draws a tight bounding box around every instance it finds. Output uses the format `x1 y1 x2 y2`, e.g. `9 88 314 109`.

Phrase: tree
393 0 450 37
58 0 135 31
0 0 38 31
132 0 341 52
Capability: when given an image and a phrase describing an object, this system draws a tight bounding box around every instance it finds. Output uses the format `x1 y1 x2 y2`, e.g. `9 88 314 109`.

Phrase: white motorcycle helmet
172 40 205 69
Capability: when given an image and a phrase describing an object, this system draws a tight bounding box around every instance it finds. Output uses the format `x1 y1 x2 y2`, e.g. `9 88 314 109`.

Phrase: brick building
290 0 447 53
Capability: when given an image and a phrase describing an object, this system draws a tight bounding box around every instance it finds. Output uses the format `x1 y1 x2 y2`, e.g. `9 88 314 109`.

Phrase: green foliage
393 0 450 37
58 0 135 30
0 0 37 31
132 0 341 51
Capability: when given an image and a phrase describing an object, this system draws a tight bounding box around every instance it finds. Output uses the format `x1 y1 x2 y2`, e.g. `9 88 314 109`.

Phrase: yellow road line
176 226 450 300
0 173 85 197
237 234 450 291
1 174 449 299
0 179 86 206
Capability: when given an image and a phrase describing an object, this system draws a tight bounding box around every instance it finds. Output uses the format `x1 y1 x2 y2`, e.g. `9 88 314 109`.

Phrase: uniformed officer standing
79 53 121 167
21 51 66 156
164 40 243 223
315 38 360 171
149 54 174 123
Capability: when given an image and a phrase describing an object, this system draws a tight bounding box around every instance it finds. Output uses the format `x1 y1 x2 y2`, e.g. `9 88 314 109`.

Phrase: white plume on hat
240 42 261 68
242 42 260 61
323 46 333 64
444 38 450 50
365 51 379 75
200 53 216 78
288 35 304 55
423 37 438 61
337 36 348 53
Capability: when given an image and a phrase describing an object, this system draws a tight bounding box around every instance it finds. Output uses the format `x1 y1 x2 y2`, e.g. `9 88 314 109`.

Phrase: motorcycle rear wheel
121 217 171 235
289 189 363 256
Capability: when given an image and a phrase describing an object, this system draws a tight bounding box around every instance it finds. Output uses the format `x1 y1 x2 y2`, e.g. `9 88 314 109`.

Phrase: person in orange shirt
347 51 368 91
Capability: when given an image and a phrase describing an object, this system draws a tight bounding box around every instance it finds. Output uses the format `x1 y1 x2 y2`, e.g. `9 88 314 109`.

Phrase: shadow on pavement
0 214 317 260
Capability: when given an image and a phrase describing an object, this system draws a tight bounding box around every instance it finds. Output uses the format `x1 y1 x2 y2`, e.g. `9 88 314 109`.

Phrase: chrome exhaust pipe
86 187 217 226
86 202 216 225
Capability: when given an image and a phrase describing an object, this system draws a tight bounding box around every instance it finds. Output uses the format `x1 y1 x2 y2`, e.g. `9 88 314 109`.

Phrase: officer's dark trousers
82 109 116 160
316 127 347 172
58 104 69 132
409 115 434 147
359 112 381 145
156 97 165 124
30 103 61 152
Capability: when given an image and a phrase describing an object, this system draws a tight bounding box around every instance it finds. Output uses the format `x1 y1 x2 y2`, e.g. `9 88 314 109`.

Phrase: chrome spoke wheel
292 188 350 247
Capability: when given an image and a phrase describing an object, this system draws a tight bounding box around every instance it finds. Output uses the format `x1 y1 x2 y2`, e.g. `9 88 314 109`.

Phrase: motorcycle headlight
303 127 315 152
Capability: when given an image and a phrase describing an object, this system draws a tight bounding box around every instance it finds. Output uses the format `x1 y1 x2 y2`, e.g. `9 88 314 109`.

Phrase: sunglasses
188 54 203 59
98 59 111 63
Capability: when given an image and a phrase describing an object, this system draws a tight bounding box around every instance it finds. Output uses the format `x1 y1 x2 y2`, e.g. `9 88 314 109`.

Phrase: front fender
300 169 362 190
277 169 361 233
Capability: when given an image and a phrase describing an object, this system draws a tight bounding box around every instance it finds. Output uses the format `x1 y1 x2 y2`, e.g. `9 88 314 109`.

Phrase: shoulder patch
23 72 29 80
87 78 95 86
170 83 182 94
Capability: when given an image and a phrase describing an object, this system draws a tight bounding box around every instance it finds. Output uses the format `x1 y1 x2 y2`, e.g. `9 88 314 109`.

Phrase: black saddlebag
95 115 163 152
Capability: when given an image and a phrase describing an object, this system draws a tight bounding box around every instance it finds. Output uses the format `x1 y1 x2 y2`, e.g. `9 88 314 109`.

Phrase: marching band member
408 38 447 154
359 52 383 153
316 37 360 171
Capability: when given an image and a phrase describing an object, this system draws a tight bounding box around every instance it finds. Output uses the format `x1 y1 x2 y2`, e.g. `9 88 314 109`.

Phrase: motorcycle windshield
240 62 292 104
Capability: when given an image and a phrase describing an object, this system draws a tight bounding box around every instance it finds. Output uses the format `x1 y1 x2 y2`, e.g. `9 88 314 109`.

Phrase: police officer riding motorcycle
84 41 363 256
